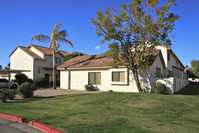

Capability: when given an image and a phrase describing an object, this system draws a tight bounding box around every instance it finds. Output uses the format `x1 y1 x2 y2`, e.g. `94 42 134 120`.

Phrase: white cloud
95 46 100 50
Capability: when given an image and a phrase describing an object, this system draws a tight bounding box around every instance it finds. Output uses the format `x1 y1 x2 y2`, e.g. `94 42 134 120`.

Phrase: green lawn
0 85 199 133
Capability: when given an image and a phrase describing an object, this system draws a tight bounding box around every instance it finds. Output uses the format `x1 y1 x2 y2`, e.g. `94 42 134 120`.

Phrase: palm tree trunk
53 48 56 90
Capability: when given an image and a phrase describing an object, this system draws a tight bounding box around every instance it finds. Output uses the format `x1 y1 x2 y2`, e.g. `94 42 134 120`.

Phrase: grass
175 84 199 95
0 85 199 133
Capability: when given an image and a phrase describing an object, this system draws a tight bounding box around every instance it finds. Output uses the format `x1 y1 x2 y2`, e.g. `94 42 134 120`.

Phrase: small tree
91 0 179 92
63 52 83 61
15 73 28 85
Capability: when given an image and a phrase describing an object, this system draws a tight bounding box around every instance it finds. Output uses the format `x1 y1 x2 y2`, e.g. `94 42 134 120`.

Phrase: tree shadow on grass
174 85 199 95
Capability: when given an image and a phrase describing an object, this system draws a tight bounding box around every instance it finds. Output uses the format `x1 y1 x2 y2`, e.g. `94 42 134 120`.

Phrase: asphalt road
0 118 44 133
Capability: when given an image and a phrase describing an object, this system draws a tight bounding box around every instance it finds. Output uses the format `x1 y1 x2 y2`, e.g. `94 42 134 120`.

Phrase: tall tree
191 60 199 77
91 0 179 92
0 65 2 69
5 63 10 70
32 23 73 90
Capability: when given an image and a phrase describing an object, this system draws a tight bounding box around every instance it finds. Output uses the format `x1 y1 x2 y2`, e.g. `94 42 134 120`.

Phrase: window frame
155 67 161 78
56 57 61 65
110 68 129 85
112 71 125 82
88 72 101 85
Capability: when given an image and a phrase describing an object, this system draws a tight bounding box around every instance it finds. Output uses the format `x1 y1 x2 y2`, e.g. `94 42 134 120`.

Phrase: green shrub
26 78 34 84
15 73 28 85
154 82 167 94
84 83 96 91
7 90 17 100
0 89 9 103
36 78 49 86
143 86 150 93
18 82 36 98
0 89 16 102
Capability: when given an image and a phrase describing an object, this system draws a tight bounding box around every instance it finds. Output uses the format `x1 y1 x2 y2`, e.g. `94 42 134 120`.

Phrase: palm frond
31 34 50 42
48 42 53 49
53 23 63 33
57 37 73 47
55 30 68 39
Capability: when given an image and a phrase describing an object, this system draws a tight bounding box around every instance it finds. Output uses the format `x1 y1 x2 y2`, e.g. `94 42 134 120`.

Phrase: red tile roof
58 50 162 69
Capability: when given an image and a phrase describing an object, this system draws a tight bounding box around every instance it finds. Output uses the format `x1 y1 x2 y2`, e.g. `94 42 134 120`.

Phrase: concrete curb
28 121 65 133
0 113 26 123
0 113 65 133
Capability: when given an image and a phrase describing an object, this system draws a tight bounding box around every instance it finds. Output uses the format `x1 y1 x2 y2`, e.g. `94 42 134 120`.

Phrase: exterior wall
154 77 189 94
10 48 33 79
167 51 177 71
156 46 184 78
156 46 168 67
60 67 150 92
150 55 166 78
33 53 63 82
33 60 46 82
43 53 64 67
60 71 69 89
172 67 183 78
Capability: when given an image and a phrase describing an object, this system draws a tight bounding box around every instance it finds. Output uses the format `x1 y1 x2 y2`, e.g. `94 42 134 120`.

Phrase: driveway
0 118 44 133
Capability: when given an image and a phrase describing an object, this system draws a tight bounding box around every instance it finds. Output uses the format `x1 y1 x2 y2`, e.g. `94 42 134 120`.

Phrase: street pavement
0 118 44 133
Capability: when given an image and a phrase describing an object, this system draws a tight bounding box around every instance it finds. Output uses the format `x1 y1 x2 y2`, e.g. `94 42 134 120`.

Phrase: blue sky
0 0 198 68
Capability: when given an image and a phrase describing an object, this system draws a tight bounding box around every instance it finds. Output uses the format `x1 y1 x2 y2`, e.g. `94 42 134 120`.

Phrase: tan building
58 46 188 94
9 44 68 83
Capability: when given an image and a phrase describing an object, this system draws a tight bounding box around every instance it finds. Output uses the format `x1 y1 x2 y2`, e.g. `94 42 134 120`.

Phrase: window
112 71 125 82
168 52 170 61
56 57 61 65
156 67 161 78
88 72 101 85
37 66 41 74
167 70 173 77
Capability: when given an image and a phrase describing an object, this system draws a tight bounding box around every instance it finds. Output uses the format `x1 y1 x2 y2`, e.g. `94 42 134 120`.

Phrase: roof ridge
28 44 49 48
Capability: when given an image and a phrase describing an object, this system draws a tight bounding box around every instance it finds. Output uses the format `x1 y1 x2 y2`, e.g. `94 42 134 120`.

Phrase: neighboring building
9 44 68 83
0 74 9 80
57 46 188 94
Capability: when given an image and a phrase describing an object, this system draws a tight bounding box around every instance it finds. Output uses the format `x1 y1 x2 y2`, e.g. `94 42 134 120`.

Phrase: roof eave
57 66 128 71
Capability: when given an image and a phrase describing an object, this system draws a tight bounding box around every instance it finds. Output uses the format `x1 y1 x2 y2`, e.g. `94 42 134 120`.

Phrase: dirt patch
5 88 104 103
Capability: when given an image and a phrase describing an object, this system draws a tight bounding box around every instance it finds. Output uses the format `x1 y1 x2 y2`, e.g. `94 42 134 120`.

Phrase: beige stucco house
57 46 188 94
9 44 68 83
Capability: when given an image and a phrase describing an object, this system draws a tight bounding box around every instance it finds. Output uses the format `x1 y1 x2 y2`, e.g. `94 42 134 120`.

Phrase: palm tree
31 23 73 89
